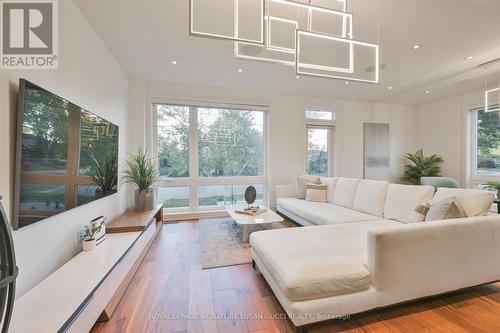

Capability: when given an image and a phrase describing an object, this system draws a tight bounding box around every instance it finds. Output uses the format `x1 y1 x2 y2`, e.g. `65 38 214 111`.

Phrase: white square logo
1 0 58 69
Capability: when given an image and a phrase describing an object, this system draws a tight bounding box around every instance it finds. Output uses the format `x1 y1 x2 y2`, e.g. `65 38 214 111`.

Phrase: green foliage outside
156 105 264 179
477 109 500 172
401 149 444 185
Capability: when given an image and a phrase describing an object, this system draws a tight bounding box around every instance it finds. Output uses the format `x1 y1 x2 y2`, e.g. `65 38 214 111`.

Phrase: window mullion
189 106 199 210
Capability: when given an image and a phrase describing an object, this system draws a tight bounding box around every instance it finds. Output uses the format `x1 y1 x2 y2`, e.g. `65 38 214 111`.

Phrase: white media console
9 205 162 333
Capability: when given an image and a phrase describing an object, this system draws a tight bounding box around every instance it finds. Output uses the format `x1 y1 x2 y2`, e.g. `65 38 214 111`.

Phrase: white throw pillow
320 177 338 203
333 178 360 208
353 180 389 217
305 184 328 203
384 184 435 223
296 175 320 199
432 188 495 217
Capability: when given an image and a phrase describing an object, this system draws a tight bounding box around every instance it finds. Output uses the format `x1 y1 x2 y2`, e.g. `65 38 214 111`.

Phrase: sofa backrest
353 180 389 217
432 187 495 217
367 215 500 306
333 178 360 208
319 177 338 203
383 184 435 223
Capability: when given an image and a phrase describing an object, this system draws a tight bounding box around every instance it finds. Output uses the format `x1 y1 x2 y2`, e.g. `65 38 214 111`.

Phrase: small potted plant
86 153 118 199
123 148 159 211
83 222 103 251
486 182 500 200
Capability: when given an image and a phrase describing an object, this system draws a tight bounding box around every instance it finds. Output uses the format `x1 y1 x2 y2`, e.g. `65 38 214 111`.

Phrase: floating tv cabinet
9 204 163 333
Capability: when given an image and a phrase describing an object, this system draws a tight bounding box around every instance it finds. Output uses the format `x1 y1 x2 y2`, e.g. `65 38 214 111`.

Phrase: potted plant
83 221 103 251
401 149 444 185
123 148 159 211
486 182 500 200
86 153 118 198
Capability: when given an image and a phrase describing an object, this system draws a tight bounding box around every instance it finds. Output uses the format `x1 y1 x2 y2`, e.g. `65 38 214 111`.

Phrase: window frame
152 99 269 215
304 108 336 177
469 103 500 185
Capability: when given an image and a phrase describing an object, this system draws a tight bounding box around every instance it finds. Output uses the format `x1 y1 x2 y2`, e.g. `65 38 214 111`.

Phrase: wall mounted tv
13 79 119 230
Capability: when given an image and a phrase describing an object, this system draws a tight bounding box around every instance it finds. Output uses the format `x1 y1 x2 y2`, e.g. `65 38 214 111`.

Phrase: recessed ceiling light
465 56 473 60
171 60 177 65
425 90 430 94
344 81 350 85
237 68 243 72
296 75 300 79
411 44 421 50
388 86 393 90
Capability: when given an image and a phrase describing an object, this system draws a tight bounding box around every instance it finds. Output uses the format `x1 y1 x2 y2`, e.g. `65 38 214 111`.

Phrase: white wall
0 1 130 296
134 81 418 209
416 90 484 186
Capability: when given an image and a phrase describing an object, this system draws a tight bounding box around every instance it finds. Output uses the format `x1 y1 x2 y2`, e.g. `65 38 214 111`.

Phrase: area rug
198 217 296 269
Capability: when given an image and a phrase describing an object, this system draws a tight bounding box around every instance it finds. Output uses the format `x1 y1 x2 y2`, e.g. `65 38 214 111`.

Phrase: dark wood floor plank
92 220 500 333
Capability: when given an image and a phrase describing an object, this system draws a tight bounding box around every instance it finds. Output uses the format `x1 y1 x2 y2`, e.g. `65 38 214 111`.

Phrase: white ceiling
75 0 500 105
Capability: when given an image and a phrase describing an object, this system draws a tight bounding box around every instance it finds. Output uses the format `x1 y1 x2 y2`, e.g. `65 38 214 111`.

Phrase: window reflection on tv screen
14 80 119 229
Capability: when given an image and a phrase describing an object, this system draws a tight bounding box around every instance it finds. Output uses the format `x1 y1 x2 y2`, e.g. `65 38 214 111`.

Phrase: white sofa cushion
432 187 495 217
333 178 360 208
320 177 338 203
296 175 320 199
354 180 389 217
305 184 327 203
277 198 381 225
250 220 400 301
384 184 435 223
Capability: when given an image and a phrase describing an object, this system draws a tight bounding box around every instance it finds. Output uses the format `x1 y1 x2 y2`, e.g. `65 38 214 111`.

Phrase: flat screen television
13 79 119 229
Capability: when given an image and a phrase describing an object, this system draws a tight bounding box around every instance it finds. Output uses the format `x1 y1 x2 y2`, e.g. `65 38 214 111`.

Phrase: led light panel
485 88 500 113
189 0 265 44
296 30 379 83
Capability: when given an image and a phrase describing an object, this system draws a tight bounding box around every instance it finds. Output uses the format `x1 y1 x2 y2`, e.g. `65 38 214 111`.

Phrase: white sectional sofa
250 177 499 332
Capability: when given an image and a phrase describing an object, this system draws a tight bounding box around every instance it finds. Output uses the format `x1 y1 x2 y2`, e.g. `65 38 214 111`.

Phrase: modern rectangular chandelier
189 0 380 83
485 87 500 113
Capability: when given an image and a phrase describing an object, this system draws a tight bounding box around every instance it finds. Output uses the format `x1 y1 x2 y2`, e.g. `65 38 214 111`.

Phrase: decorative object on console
86 154 118 199
0 197 17 333
123 148 159 211
82 219 105 251
401 149 444 185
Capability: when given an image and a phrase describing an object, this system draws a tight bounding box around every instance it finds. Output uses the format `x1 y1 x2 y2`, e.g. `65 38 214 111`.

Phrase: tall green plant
86 153 118 193
123 149 159 192
401 149 444 185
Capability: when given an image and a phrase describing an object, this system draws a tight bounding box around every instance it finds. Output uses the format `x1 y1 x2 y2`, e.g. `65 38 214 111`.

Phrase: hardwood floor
92 220 500 333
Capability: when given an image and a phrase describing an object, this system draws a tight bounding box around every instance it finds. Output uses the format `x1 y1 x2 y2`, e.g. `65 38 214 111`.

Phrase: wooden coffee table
226 204 284 241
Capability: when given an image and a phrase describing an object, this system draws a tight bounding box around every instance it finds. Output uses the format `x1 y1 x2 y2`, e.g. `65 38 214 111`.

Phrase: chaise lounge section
252 177 500 331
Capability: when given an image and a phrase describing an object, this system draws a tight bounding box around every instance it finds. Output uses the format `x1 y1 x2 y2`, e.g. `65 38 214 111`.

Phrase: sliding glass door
154 102 267 212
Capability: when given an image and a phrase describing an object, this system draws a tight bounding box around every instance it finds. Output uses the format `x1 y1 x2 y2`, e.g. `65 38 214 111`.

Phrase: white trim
468 102 500 186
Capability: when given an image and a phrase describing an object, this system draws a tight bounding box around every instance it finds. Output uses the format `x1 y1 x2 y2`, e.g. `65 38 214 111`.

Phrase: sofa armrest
367 216 500 306
276 184 295 199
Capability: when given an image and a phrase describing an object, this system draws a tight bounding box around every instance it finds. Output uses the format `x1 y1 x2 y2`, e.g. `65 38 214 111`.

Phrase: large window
154 102 267 212
305 109 335 177
470 103 500 189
